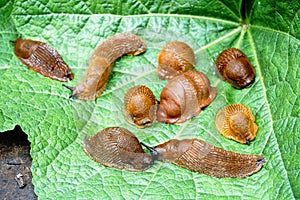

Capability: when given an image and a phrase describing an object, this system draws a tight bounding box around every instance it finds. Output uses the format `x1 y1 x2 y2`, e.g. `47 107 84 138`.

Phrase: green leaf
1 0 299 199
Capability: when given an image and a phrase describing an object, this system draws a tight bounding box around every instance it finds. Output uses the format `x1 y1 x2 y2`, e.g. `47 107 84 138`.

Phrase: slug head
156 85 184 124
123 85 158 128
216 48 255 89
215 104 258 144
157 41 195 80
127 95 157 126
229 112 258 144
134 41 147 55
154 139 194 162
140 142 159 160
126 38 147 56
224 57 256 89
117 150 153 171
157 70 216 124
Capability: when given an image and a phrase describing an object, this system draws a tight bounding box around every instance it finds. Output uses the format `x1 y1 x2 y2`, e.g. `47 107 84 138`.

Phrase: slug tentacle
140 142 159 159
64 33 146 101
62 84 75 98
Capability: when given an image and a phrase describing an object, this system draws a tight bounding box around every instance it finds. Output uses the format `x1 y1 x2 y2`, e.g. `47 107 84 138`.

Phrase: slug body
157 41 195 80
64 33 146 100
123 85 158 128
154 139 265 178
216 48 255 89
157 70 216 124
215 104 258 144
83 127 153 171
14 38 73 82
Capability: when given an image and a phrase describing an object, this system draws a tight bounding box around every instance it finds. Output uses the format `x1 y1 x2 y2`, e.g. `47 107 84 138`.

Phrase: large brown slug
215 104 258 144
157 41 195 80
216 48 256 89
123 85 158 128
157 70 216 124
83 127 153 171
152 139 265 178
63 33 146 100
13 38 73 82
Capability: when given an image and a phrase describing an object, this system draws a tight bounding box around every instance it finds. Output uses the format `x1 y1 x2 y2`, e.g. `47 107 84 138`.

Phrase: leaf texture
0 0 299 199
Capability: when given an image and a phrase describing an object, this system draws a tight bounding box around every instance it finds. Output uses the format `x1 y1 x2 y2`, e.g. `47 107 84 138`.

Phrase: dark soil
0 126 38 200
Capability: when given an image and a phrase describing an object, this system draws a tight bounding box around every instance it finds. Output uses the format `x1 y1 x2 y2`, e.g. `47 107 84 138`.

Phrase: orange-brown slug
157 70 216 124
216 48 255 89
157 41 195 80
215 104 258 144
123 85 158 128
13 38 73 82
151 138 265 178
63 33 146 100
83 127 153 171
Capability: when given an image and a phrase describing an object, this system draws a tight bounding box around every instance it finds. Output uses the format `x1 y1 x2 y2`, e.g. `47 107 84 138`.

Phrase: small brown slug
13 38 74 82
152 139 265 178
216 48 255 89
63 33 146 100
157 41 195 80
215 104 258 144
82 127 153 171
123 85 158 128
157 70 216 124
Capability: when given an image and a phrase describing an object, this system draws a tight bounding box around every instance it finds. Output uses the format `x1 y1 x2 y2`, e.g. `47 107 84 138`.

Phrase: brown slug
156 70 216 124
216 48 255 89
13 38 74 82
152 139 265 178
63 33 146 100
123 85 158 128
157 41 195 80
82 127 153 171
215 104 258 144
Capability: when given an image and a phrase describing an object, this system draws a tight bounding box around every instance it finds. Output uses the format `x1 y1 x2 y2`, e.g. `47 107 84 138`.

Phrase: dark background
0 126 37 200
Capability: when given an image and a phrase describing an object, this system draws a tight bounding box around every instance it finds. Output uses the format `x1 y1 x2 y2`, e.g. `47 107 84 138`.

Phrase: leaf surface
0 0 299 199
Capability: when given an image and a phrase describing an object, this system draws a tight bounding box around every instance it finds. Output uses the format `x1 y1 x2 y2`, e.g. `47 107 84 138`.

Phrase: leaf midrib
11 13 240 25
11 12 299 44
247 28 296 199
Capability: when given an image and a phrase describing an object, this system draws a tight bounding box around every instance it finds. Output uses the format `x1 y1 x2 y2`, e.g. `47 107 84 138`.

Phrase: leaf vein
250 25 300 42
248 28 296 199
195 27 241 53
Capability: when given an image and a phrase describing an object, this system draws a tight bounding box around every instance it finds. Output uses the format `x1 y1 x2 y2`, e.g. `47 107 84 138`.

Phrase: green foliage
0 0 299 199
